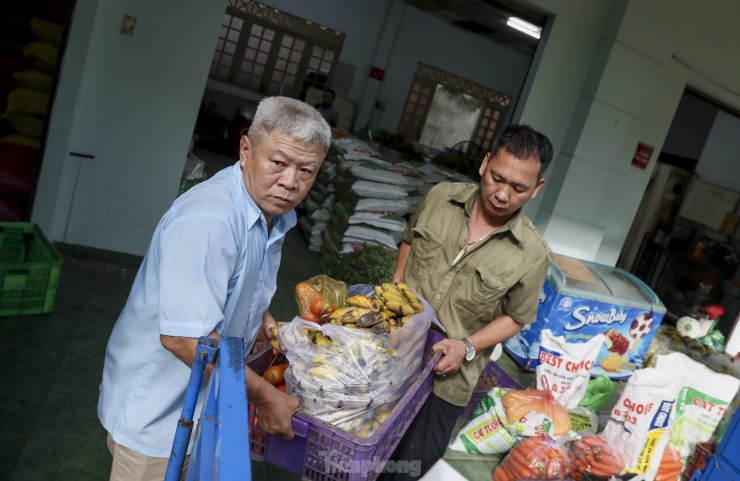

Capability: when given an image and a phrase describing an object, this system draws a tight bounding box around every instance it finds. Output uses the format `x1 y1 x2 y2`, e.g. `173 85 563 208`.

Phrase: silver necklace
451 198 493 266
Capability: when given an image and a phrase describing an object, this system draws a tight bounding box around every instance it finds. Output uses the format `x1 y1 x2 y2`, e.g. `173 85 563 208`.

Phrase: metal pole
165 337 219 481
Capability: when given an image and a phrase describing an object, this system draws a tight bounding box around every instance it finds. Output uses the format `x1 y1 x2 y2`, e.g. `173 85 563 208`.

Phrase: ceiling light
506 17 541 39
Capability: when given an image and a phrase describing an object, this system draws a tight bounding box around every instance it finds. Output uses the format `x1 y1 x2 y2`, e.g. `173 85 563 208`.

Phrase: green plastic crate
0 222 63 316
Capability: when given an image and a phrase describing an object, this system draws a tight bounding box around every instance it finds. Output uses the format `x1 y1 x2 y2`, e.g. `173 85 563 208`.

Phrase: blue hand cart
165 336 252 481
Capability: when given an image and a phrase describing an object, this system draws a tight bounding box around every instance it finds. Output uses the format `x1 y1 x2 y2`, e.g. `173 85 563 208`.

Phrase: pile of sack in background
297 137 476 257
1 10 68 221
451 328 740 481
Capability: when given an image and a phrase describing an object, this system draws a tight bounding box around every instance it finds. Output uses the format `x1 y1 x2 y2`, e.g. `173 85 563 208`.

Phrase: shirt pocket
456 265 509 322
408 225 444 281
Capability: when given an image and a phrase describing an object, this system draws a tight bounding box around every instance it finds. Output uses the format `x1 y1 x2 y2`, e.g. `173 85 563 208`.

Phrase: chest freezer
503 255 665 380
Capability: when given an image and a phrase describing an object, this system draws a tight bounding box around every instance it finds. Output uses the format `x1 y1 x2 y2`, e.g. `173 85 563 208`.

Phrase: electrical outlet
121 15 137 36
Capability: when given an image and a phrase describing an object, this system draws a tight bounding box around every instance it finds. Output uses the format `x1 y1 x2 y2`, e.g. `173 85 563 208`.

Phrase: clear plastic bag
502 382 572 436
294 274 347 323
279 288 435 436
569 434 625 480
492 436 571 481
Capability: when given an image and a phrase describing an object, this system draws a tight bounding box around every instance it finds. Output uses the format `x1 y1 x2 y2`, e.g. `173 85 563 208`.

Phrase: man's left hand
431 339 467 376
253 311 278 353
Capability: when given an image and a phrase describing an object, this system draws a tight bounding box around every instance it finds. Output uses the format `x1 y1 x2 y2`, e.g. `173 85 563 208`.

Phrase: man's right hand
253 388 301 441
247 367 301 441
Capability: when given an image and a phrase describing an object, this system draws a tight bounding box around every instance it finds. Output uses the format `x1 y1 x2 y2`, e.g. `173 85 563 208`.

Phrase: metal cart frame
165 336 252 481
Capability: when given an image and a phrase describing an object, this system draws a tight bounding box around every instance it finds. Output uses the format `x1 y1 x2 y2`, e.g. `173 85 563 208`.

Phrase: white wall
33 0 227 254
258 0 532 132
522 0 740 266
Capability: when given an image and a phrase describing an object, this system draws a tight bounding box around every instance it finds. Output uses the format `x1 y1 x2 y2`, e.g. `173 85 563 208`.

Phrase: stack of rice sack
297 150 338 252
327 138 424 252
1 15 65 220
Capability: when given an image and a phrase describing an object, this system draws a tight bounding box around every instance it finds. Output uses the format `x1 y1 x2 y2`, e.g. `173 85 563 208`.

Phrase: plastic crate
247 329 444 481
683 442 714 481
459 360 524 419
714 409 740 462
0 223 62 316
690 455 740 481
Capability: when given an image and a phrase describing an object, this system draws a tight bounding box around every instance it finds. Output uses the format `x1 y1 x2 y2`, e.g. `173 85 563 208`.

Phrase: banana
346 295 380 311
374 407 392 424
409 299 424 314
370 320 390 334
385 300 415 317
381 283 403 297
356 310 385 328
373 285 384 298
329 307 357 321
314 332 333 346
396 282 418 301
304 328 317 342
269 339 281 350
381 291 405 304
400 315 412 326
308 365 340 379
269 326 278 338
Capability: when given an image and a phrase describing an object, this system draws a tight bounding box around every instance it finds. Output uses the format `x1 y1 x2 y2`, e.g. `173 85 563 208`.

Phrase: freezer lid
548 255 665 311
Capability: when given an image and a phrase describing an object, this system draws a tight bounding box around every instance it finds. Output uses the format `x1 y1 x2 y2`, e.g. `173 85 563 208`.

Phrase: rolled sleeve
157 214 237 337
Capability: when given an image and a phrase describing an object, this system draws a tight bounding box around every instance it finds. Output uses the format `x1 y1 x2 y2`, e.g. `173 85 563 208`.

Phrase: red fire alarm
369 67 385 81
631 142 654 170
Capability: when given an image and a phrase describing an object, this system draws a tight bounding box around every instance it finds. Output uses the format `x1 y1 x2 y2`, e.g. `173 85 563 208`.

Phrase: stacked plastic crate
690 410 740 480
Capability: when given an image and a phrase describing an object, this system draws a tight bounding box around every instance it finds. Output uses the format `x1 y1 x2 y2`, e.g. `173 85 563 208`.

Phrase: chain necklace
451 198 494 266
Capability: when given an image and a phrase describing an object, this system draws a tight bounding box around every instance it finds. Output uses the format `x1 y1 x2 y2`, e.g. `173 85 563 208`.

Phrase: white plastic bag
655 352 740 466
279 293 435 435
536 329 605 410
601 367 684 479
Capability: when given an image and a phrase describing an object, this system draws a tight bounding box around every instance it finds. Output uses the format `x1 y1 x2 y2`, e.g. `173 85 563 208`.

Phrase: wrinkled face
239 129 324 223
477 148 545 223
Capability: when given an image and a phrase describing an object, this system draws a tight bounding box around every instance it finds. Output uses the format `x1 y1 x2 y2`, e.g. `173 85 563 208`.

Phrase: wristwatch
460 338 475 361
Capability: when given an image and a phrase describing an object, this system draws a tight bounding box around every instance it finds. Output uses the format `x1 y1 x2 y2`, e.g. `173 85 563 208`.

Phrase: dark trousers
378 393 464 481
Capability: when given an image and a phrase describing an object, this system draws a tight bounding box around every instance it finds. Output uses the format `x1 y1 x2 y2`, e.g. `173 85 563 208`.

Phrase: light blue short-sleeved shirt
97 162 296 457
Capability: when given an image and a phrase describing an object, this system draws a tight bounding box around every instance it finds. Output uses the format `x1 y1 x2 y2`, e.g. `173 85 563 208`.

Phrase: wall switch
121 15 137 36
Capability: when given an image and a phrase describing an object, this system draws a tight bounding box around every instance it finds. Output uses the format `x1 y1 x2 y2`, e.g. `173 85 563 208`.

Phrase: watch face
465 349 475 361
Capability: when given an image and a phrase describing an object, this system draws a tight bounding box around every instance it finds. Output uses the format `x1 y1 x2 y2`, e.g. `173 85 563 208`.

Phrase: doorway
619 89 740 330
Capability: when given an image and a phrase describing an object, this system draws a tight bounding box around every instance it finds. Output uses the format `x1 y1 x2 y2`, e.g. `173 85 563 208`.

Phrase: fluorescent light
506 16 541 39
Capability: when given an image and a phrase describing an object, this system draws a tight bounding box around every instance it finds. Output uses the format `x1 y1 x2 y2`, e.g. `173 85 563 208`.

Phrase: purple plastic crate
247 329 444 481
459 360 524 419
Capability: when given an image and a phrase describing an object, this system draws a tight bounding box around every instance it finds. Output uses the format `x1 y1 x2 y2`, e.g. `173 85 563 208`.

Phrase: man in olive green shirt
381 125 553 480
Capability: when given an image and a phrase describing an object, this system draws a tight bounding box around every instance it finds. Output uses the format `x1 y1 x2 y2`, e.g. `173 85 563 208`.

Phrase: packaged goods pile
271 276 435 437
450 327 740 481
297 137 476 259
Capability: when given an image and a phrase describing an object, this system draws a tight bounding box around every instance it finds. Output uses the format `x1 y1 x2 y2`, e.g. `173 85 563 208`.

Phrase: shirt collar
449 185 525 244
233 163 297 235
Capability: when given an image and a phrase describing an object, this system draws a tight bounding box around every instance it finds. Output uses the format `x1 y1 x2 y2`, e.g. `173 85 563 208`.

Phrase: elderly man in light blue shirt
98 96 331 480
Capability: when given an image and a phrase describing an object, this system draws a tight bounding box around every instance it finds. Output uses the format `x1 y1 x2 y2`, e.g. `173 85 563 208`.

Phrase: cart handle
291 414 310 438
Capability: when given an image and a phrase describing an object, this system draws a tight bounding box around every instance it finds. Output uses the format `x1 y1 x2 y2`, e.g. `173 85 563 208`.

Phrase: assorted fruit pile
262 276 429 438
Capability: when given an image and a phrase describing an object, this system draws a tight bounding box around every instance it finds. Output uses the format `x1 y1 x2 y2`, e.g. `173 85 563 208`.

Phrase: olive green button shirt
402 182 552 406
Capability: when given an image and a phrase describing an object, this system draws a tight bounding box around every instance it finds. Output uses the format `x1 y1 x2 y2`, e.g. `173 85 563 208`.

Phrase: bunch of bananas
324 282 424 335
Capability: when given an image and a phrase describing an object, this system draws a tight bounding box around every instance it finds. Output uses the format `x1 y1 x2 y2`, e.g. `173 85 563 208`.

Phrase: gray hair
248 96 331 155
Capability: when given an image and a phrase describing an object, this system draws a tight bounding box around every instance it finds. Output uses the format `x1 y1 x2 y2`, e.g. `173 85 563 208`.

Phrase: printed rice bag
601 367 684 480
536 329 605 409
655 352 740 469
449 387 520 454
